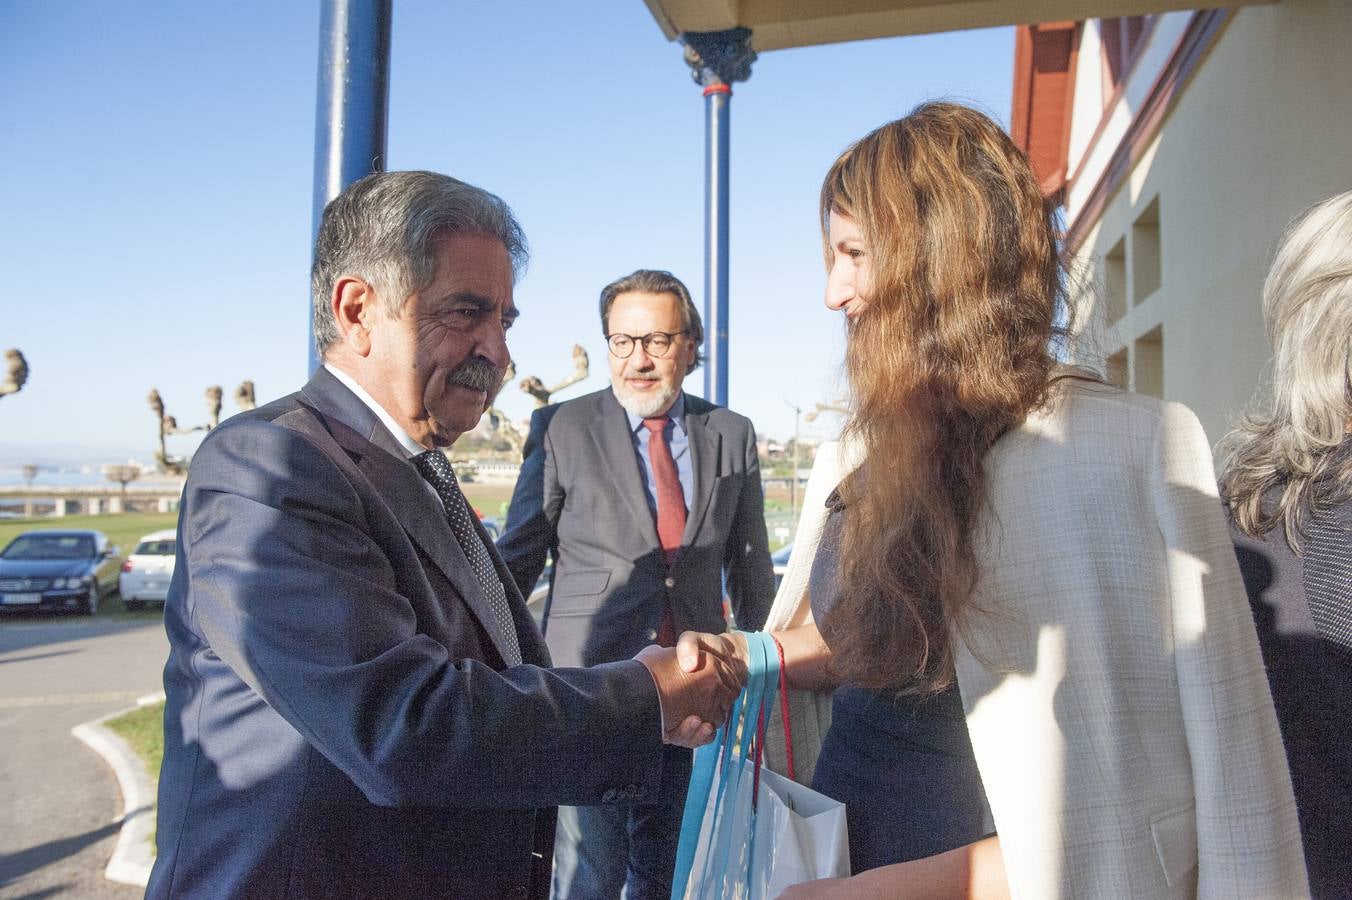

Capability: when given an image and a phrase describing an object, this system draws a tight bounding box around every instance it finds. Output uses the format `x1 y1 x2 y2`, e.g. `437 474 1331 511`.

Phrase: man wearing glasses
498 269 775 899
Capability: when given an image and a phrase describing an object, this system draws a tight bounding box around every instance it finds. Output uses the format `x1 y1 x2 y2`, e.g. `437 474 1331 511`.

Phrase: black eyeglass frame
603 329 691 359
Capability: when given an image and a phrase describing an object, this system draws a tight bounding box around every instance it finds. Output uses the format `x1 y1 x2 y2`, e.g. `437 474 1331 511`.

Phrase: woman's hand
679 623 838 693
676 629 750 683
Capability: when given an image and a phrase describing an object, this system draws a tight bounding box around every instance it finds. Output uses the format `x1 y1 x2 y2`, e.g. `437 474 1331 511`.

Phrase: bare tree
803 401 848 424
0 349 29 400
148 381 254 475
483 363 526 458
149 389 190 475
519 344 589 408
205 386 224 429
235 380 256 410
103 463 142 498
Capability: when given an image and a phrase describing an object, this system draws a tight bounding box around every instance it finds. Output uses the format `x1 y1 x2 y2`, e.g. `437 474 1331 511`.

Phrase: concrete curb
71 694 164 887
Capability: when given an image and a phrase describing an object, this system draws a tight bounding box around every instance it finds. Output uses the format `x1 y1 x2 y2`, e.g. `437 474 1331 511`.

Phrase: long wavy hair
820 102 1069 694
1221 190 1352 551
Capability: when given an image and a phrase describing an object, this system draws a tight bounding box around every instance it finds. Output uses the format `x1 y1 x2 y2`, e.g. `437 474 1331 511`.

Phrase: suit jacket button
602 788 618 803
664 576 675 589
647 629 658 641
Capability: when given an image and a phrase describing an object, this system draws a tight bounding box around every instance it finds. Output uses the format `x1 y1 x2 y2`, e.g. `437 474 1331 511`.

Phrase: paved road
0 617 168 899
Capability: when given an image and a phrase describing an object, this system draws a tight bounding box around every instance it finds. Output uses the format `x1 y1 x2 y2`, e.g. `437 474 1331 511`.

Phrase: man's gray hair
311 170 528 357
598 269 705 371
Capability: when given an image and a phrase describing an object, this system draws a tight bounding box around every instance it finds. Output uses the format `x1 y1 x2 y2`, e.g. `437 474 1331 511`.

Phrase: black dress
808 492 994 874
1228 465 1352 900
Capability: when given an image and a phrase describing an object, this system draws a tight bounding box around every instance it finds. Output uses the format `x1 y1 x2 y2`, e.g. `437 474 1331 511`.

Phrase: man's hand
634 644 744 748
676 629 750 678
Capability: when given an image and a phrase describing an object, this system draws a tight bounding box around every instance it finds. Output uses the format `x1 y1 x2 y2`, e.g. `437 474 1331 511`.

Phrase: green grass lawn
105 700 165 783
0 512 178 620
460 482 516 521
0 511 179 562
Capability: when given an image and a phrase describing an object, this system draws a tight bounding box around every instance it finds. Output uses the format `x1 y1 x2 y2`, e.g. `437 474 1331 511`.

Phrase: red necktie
643 416 686 645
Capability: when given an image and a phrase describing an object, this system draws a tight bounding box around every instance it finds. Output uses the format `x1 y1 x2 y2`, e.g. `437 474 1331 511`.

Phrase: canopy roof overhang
642 0 1264 50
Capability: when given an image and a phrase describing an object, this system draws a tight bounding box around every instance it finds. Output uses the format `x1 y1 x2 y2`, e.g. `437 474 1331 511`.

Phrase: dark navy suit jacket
147 369 664 899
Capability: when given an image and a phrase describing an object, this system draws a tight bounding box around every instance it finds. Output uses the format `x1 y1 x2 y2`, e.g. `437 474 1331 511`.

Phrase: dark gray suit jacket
147 369 664 900
498 388 774 669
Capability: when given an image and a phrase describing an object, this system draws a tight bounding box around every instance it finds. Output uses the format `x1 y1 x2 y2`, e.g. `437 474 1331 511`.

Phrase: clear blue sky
0 1 1012 467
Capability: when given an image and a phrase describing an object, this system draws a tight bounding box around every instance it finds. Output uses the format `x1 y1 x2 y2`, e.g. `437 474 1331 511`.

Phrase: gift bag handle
671 630 781 900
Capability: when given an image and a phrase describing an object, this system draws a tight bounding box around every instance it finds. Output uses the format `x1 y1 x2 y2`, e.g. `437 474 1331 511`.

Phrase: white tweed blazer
766 380 1309 897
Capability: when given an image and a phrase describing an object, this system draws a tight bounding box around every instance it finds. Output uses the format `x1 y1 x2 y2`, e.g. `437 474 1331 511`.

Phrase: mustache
446 358 504 393
621 370 660 381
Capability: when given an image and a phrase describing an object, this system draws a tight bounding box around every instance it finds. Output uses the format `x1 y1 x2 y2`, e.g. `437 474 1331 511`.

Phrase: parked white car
119 528 176 610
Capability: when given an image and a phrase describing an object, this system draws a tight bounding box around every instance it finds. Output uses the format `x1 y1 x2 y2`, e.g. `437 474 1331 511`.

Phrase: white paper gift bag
673 632 850 900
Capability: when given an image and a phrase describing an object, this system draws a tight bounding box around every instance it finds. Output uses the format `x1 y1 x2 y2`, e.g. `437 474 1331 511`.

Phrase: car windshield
134 540 176 556
1 534 96 560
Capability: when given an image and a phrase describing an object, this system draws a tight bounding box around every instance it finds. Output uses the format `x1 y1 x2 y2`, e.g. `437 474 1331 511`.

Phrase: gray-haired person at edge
145 171 743 899
1220 188 1352 900
680 101 1309 898
496 268 774 899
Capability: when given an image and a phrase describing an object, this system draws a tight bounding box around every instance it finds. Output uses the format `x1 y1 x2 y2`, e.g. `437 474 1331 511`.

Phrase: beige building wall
1069 0 1352 445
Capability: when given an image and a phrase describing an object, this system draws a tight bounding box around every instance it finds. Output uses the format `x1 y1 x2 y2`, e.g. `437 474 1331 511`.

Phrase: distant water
0 469 180 488
0 472 106 487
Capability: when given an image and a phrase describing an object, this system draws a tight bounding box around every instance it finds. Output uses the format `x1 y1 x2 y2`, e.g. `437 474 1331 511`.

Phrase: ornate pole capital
681 27 756 90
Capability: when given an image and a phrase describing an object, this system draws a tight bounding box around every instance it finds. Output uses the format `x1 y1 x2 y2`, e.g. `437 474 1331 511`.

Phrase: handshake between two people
632 630 753 749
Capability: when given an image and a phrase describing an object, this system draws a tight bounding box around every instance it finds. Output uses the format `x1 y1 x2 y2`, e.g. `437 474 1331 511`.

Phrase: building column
309 0 392 374
157 496 174 513
54 498 69 517
681 27 756 407
109 496 124 514
87 498 102 516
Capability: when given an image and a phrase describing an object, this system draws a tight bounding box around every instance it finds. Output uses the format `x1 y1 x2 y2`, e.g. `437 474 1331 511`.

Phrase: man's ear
332 276 377 356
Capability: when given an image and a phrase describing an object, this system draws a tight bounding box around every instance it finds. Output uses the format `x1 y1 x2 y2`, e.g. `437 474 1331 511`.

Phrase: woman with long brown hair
682 102 1307 898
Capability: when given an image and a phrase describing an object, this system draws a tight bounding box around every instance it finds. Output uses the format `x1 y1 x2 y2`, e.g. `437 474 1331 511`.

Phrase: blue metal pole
308 0 392 374
702 85 732 406
681 27 753 406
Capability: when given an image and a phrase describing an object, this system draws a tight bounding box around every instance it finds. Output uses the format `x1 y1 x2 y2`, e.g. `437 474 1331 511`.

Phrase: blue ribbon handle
671 631 781 900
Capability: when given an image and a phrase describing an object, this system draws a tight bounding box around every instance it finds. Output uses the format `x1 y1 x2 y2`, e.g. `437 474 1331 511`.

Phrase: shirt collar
324 363 428 459
625 392 686 435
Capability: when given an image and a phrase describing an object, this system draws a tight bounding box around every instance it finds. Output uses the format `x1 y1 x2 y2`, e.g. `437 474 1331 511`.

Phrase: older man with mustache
499 269 776 899
147 175 742 900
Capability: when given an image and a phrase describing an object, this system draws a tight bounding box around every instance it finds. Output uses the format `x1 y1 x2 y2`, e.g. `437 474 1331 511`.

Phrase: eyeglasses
604 330 689 359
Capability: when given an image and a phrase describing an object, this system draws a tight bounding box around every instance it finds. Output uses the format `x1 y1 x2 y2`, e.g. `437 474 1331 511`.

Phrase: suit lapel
679 401 721 551
301 369 524 667
593 391 661 550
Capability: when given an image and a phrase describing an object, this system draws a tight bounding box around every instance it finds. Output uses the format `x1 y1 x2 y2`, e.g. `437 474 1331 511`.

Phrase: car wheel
124 597 144 611
82 582 99 616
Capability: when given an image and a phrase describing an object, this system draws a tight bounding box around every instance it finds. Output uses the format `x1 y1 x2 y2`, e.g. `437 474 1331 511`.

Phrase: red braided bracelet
771 633 796 781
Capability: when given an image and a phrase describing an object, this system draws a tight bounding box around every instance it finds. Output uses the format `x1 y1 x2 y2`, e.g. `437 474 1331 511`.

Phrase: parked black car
0 529 120 615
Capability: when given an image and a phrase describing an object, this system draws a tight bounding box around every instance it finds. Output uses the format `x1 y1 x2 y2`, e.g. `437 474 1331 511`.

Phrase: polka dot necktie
414 450 523 667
